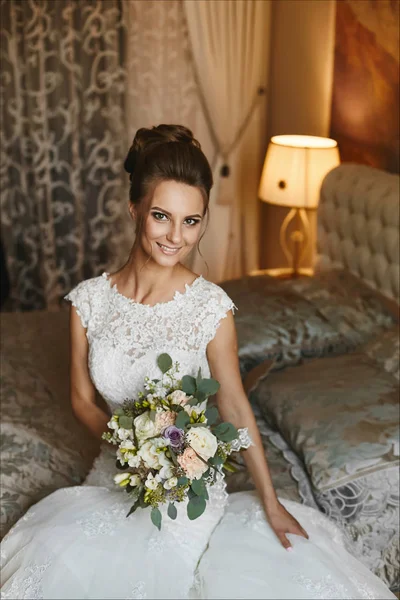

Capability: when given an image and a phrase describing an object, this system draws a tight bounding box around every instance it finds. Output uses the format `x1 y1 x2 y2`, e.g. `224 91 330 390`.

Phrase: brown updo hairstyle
124 125 213 248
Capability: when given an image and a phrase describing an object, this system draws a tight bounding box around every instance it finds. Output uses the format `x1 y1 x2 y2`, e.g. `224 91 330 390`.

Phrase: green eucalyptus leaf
175 411 190 429
139 495 148 509
196 368 202 385
213 422 238 442
167 503 177 520
126 498 140 518
114 408 125 417
157 354 173 374
191 478 207 497
188 396 202 406
177 476 188 486
187 488 197 501
181 375 197 396
119 416 133 430
151 507 162 530
197 378 220 397
187 496 206 521
195 390 207 403
208 455 224 467
205 406 219 425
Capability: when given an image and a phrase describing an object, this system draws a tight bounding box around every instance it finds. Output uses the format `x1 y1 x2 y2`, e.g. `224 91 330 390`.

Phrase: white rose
169 390 189 406
134 411 159 441
137 440 162 469
129 474 141 487
114 473 130 487
186 427 218 461
145 473 159 490
164 477 178 490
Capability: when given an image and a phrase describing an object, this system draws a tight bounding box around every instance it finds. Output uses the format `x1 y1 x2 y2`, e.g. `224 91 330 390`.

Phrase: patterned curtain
0 0 130 310
0 0 268 310
0 0 218 310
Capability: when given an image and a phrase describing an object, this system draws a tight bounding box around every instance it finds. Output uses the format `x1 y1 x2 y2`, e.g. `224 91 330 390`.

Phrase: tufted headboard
315 164 399 303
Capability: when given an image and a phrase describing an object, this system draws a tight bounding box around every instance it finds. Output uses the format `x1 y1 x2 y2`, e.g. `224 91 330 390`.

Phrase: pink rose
177 448 208 480
155 411 176 433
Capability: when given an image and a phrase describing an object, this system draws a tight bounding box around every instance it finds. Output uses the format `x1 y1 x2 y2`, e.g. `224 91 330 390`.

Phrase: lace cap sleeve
64 280 91 329
200 281 237 346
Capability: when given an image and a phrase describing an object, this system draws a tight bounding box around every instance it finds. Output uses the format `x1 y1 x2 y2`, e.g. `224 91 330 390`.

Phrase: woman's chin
150 250 183 268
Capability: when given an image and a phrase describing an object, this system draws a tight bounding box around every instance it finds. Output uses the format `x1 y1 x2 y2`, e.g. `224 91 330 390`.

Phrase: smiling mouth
156 243 182 255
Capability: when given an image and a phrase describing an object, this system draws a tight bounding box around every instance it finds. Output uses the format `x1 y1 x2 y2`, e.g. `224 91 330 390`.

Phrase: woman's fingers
290 518 309 539
299 524 309 539
278 531 293 551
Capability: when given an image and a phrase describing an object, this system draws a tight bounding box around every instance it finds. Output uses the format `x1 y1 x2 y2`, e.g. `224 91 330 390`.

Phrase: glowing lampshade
259 135 340 209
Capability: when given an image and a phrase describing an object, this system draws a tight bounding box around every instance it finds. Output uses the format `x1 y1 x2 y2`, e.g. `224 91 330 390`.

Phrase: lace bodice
64 272 235 414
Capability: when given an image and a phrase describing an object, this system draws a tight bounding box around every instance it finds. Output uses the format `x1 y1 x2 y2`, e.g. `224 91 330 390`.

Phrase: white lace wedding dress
0 272 395 600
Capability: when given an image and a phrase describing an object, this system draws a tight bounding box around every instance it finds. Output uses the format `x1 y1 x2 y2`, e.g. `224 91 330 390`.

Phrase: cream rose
186 427 218 461
177 448 208 480
138 440 162 469
134 411 158 442
169 390 189 406
137 439 171 470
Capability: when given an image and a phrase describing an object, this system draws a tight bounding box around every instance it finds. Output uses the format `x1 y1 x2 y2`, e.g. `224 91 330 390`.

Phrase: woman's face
133 180 205 267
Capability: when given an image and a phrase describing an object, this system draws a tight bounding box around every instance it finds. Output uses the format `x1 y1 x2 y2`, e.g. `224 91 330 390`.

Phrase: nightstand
249 267 314 279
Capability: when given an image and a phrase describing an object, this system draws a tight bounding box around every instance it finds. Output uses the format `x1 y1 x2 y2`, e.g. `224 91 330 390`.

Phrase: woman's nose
166 222 182 245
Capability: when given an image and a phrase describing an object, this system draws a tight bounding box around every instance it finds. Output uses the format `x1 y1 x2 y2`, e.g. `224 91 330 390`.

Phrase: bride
1 125 395 600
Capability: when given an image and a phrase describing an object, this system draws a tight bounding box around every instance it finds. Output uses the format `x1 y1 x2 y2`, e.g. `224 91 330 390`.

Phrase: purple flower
163 425 185 451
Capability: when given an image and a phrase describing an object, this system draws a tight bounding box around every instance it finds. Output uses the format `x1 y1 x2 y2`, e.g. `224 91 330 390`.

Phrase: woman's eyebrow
151 206 202 219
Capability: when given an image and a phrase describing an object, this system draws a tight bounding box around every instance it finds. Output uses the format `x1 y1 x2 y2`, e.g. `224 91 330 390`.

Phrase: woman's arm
69 305 110 441
207 310 308 550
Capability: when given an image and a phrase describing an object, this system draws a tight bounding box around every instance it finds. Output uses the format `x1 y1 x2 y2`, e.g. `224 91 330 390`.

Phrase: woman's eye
152 212 168 221
185 218 200 226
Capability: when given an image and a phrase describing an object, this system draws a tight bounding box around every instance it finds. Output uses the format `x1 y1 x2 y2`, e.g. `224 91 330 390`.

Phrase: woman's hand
264 500 309 551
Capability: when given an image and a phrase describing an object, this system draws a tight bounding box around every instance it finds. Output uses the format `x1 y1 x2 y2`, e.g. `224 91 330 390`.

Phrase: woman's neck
110 244 188 305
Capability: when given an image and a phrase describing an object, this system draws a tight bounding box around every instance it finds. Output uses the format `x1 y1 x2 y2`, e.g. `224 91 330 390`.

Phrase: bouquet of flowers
102 353 249 530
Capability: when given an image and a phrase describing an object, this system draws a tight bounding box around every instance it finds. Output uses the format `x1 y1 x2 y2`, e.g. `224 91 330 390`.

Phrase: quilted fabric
316 163 400 302
251 351 399 590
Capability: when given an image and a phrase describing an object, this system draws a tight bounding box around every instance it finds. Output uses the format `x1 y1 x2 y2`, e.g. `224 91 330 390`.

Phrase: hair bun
124 124 201 177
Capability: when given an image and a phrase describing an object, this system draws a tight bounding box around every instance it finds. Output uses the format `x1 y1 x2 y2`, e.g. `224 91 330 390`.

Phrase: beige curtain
120 0 218 279
184 0 271 280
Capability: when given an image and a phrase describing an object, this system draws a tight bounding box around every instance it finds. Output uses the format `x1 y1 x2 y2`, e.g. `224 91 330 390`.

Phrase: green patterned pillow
221 269 396 377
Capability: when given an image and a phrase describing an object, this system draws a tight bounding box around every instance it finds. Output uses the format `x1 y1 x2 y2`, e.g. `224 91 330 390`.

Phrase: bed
1 163 399 591
222 163 400 592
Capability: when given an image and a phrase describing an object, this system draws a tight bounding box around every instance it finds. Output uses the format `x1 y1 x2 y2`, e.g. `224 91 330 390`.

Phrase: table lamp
258 135 340 277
